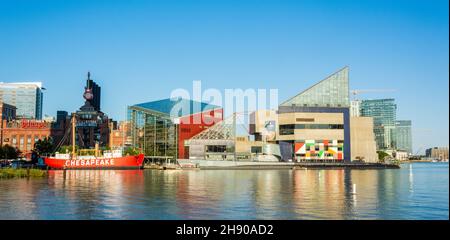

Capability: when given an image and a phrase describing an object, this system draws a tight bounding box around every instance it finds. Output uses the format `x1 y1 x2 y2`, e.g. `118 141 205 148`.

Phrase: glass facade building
128 106 178 157
281 66 349 108
0 82 44 119
360 99 397 150
395 120 412 154
128 98 222 159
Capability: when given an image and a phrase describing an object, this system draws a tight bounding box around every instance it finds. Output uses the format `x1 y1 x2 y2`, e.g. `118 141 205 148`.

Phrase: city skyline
0 0 448 154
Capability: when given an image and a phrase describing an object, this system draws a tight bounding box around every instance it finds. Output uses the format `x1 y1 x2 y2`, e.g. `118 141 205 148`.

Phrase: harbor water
0 162 448 220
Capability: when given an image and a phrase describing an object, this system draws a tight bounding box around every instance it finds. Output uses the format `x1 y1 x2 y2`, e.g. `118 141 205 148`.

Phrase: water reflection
0 163 448 220
409 164 414 194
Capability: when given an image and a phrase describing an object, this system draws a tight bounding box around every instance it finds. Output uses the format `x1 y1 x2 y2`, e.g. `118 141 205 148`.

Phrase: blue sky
0 0 448 153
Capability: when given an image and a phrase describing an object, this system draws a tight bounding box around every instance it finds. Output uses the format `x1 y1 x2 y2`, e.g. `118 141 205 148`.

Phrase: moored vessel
45 152 144 170
44 103 144 170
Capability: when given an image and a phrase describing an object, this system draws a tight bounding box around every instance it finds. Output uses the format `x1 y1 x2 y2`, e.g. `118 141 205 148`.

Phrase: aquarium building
128 98 223 159
250 67 378 162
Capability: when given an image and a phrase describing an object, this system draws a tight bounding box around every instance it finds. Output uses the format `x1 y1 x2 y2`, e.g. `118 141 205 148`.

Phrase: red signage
21 120 49 129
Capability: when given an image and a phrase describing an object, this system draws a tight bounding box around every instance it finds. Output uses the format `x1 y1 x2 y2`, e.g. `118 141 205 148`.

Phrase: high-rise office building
350 100 361 117
56 110 68 123
395 120 412 154
360 98 397 150
0 82 44 119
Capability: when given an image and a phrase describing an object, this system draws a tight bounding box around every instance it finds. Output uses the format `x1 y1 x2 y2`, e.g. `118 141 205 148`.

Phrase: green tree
33 137 54 156
124 147 140 156
101 146 111 151
58 145 78 154
0 145 21 159
377 151 390 163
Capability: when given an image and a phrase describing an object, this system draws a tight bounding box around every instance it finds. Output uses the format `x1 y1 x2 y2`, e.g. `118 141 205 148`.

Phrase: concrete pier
177 159 400 170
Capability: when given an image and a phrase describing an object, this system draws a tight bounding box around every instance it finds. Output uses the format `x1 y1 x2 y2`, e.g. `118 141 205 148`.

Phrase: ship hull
44 154 145 170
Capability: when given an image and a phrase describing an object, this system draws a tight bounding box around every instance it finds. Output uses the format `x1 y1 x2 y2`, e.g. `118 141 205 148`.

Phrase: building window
206 145 227 153
279 125 294 135
279 124 344 134
19 136 24 149
12 135 17 147
251 146 262 154
27 135 32 151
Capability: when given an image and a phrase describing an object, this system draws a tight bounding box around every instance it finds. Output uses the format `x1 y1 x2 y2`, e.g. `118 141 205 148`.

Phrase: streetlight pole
233 113 237 161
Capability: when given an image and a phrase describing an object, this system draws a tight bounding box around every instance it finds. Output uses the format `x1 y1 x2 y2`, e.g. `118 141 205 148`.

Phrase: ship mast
109 121 113 150
72 113 76 157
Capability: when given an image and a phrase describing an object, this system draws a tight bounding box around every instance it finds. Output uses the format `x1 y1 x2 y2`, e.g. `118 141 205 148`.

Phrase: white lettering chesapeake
63 158 116 167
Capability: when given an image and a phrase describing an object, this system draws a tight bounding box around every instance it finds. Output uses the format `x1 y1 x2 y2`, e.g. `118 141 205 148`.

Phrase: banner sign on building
262 120 276 141
76 120 98 127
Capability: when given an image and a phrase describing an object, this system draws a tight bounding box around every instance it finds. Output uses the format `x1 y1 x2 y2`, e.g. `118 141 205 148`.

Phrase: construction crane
407 147 424 160
414 147 423 156
350 89 396 100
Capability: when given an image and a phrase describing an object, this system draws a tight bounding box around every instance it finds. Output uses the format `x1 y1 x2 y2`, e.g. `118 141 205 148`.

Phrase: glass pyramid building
280 66 350 108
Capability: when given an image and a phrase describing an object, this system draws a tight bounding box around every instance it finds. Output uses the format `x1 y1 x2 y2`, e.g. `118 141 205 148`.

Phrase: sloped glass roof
281 67 350 108
189 115 235 140
133 98 220 117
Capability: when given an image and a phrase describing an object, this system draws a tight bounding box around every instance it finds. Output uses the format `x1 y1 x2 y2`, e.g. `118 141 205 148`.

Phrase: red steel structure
177 108 223 159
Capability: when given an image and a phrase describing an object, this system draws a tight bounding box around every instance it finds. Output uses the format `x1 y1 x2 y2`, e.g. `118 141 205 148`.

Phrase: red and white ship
45 151 145 170
44 100 145 170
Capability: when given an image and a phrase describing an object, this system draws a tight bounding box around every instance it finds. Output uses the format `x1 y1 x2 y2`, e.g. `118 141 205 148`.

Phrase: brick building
0 102 68 158
110 121 132 149
1 119 52 158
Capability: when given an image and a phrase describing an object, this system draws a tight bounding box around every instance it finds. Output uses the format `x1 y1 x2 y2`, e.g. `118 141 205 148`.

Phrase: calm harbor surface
0 162 448 220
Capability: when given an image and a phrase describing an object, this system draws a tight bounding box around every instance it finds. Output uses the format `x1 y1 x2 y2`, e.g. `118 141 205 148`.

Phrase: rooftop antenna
86 71 92 89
